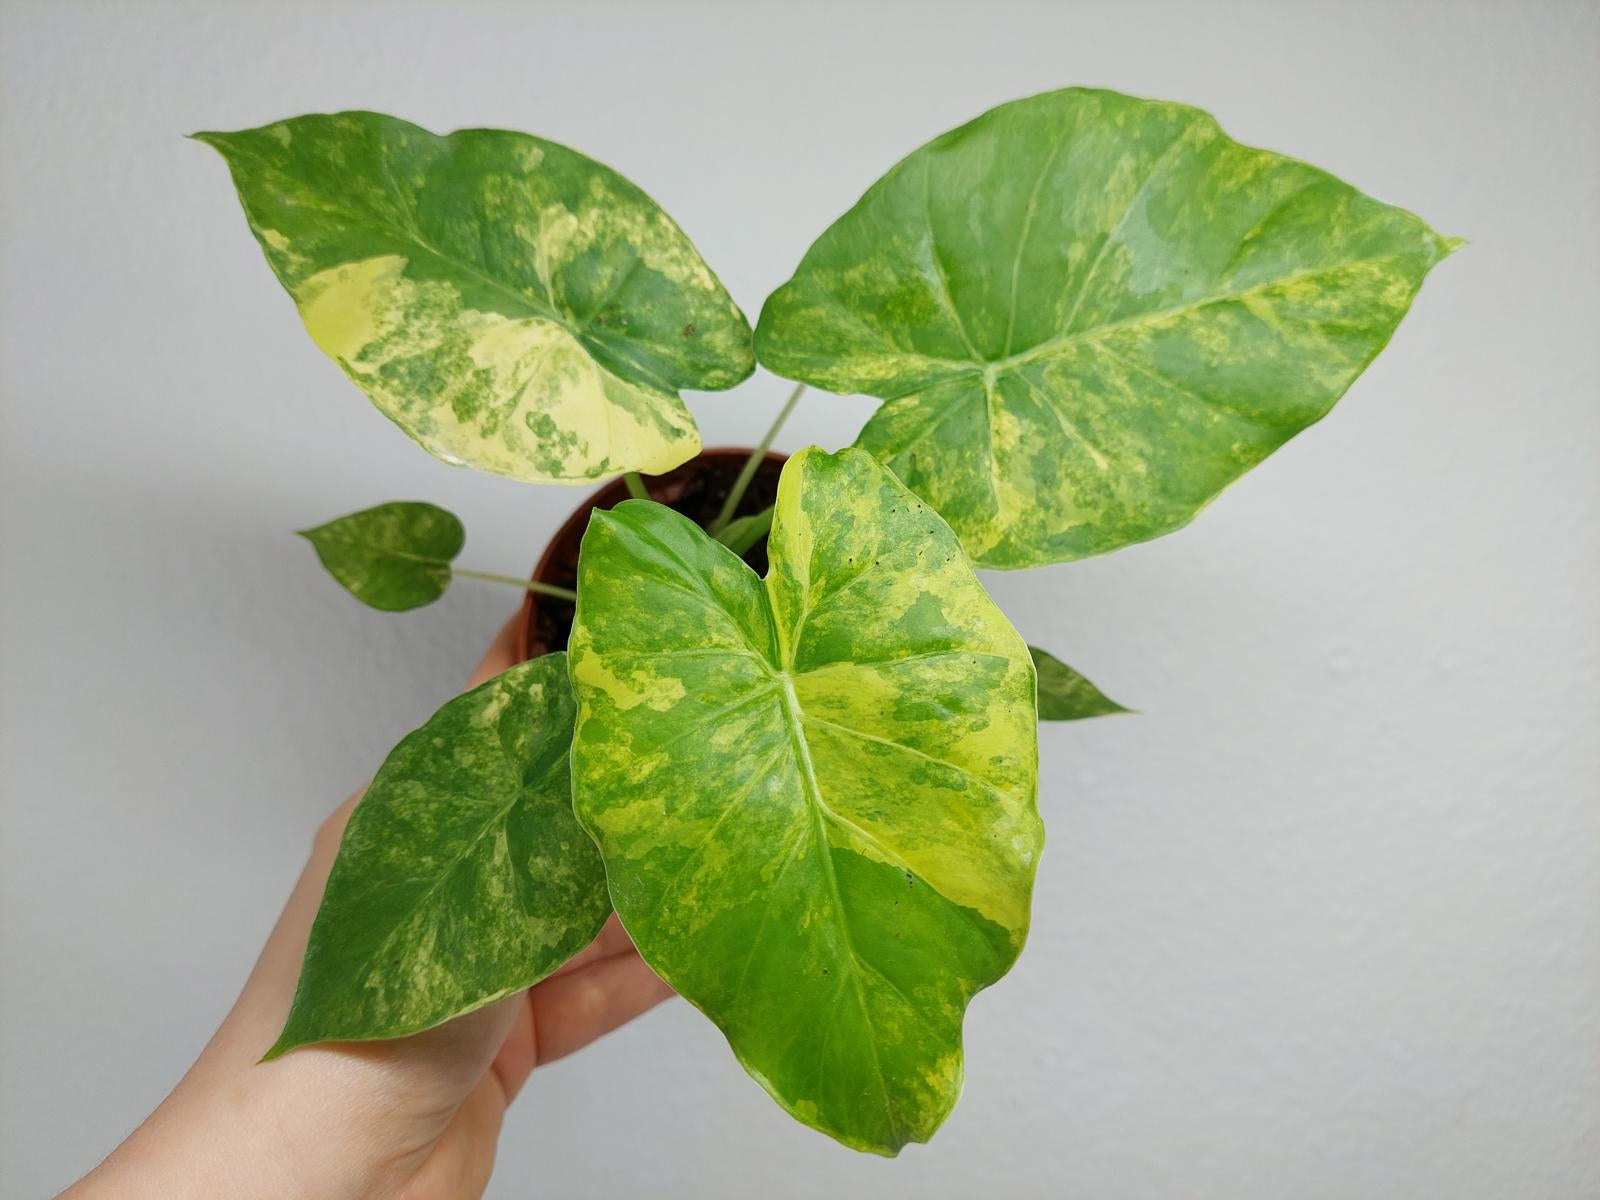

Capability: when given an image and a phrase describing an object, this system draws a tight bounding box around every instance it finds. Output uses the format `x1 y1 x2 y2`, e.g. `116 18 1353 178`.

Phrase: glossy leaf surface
270 653 608 1056
1029 645 1129 720
568 447 1040 1154
756 87 1458 567
199 112 753 483
298 501 463 610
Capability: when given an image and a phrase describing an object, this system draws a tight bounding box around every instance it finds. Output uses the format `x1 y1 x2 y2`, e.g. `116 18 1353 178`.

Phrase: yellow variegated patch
755 87 1457 566
198 112 753 483
567 447 1041 1154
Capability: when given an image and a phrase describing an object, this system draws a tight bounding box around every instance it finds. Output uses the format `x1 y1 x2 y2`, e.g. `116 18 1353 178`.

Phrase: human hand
65 616 673 1200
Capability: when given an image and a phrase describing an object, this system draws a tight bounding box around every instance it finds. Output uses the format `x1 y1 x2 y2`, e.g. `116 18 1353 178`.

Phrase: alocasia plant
201 86 1454 1155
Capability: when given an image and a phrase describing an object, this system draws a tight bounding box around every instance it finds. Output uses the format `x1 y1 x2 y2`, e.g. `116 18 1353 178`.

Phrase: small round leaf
298 500 463 611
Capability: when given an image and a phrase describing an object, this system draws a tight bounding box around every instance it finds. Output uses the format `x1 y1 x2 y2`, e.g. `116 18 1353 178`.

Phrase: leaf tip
259 1029 301 1063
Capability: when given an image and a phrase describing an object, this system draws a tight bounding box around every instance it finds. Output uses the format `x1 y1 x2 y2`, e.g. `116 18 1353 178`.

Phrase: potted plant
198 86 1454 1155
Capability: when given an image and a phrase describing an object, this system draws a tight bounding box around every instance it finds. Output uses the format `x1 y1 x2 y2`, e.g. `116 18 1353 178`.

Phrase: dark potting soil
527 452 786 658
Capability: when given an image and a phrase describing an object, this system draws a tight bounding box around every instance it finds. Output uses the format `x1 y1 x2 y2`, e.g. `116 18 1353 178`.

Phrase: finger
488 992 539 1104
588 912 642 961
547 912 640 979
400 1072 508 1200
494 914 661 1098
466 611 525 689
527 951 675 1066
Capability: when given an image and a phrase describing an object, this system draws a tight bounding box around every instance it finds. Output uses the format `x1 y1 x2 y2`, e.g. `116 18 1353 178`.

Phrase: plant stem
716 505 774 555
454 568 578 602
708 381 806 534
622 471 650 501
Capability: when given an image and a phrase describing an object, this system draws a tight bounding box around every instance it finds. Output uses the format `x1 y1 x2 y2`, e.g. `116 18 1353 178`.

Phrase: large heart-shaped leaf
755 87 1458 567
567 447 1040 1154
269 653 609 1057
298 501 463 611
199 112 753 483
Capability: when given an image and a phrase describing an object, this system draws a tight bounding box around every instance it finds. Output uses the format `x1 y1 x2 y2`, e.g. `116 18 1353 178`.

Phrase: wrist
65 1054 402 1200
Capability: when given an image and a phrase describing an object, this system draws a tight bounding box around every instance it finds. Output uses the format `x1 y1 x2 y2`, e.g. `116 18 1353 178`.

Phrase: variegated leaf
269 653 608 1056
1029 645 1129 720
756 87 1458 567
298 501 462 611
567 447 1041 1154
199 112 753 483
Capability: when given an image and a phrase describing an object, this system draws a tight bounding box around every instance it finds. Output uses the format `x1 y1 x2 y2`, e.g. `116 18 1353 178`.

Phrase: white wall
2 1 1596 1196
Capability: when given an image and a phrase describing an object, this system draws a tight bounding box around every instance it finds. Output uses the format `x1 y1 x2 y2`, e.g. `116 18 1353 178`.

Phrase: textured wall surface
2 2 1596 1196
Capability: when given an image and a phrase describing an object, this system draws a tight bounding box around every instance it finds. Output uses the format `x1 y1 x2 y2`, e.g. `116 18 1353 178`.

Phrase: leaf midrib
991 252 1419 375
347 734 568 1004
332 543 451 569
867 250 1422 405
775 674 902 1146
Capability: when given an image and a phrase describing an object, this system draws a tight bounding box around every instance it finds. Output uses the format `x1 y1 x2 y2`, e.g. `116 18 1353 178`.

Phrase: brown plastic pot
515 448 789 662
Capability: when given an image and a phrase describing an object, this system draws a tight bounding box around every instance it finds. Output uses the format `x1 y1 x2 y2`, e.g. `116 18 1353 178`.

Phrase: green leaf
269 653 609 1057
198 112 753 483
567 447 1041 1155
1029 645 1129 720
298 501 464 611
755 87 1459 568
711 506 772 554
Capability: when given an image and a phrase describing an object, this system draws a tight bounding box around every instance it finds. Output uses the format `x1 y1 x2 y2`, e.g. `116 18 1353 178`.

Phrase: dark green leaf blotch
1029 645 1130 720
